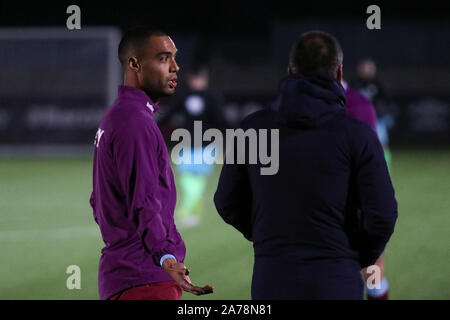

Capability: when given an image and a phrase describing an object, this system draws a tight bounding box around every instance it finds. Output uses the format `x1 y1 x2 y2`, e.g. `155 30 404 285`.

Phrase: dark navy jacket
214 72 398 270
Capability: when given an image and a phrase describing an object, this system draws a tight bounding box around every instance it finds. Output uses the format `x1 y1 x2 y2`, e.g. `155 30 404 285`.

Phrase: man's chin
154 89 176 102
143 88 174 103
163 87 176 96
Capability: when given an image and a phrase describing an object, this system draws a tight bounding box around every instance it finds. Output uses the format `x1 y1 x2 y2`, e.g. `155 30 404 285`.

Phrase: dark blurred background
0 0 449 148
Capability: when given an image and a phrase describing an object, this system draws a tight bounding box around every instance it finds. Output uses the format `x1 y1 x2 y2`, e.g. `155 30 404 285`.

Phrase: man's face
136 35 179 102
187 71 209 91
357 60 376 80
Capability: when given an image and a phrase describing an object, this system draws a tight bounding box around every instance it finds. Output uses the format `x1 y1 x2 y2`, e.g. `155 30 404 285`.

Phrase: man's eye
161 56 168 62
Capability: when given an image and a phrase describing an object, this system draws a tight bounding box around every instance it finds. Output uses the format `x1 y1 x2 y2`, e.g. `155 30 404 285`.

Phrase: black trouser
252 256 364 300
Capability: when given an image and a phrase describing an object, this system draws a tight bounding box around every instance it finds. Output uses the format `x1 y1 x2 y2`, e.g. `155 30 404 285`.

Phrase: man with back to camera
214 30 398 299
90 27 213 300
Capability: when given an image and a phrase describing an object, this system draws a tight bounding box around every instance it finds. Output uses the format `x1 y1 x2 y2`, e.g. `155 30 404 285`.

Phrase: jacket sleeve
214 153 253 241
113 118 176 266
352 126 398 267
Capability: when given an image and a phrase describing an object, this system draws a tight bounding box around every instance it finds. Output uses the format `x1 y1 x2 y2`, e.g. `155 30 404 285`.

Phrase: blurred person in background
160 65 228 228
343 79 390 300
351 58 397 171
214 30 398 300
90 27 213 300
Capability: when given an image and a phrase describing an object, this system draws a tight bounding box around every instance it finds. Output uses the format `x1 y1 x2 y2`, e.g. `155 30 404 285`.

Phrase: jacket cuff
160 254 177 267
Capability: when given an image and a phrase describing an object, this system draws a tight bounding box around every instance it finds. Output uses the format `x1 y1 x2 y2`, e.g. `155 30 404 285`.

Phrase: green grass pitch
0 147 448 299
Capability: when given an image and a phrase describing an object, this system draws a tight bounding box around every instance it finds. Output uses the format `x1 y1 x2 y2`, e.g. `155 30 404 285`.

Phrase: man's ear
336 64 343 83
128 57 140 72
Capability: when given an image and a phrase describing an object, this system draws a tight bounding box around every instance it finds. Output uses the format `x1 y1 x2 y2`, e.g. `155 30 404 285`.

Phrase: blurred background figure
342 79 377 130
351 58 398 171
160 65 228 228
342 79 390 300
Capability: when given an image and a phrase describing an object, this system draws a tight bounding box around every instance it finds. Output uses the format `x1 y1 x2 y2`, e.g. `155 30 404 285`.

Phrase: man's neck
123 77 159 104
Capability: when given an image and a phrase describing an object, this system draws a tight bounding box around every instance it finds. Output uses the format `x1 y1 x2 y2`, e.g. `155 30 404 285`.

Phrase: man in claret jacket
90 27 213 300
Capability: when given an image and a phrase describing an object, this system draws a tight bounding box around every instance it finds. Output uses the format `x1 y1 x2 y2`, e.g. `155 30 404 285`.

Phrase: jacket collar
118 85 159 113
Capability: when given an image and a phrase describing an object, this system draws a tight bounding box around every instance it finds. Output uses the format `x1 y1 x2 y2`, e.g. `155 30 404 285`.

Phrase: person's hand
361 254 385 282
162 258 214 296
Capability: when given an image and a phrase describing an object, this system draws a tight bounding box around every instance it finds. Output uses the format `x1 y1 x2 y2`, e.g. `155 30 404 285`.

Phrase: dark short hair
118 27 167 67
289 30 343 77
